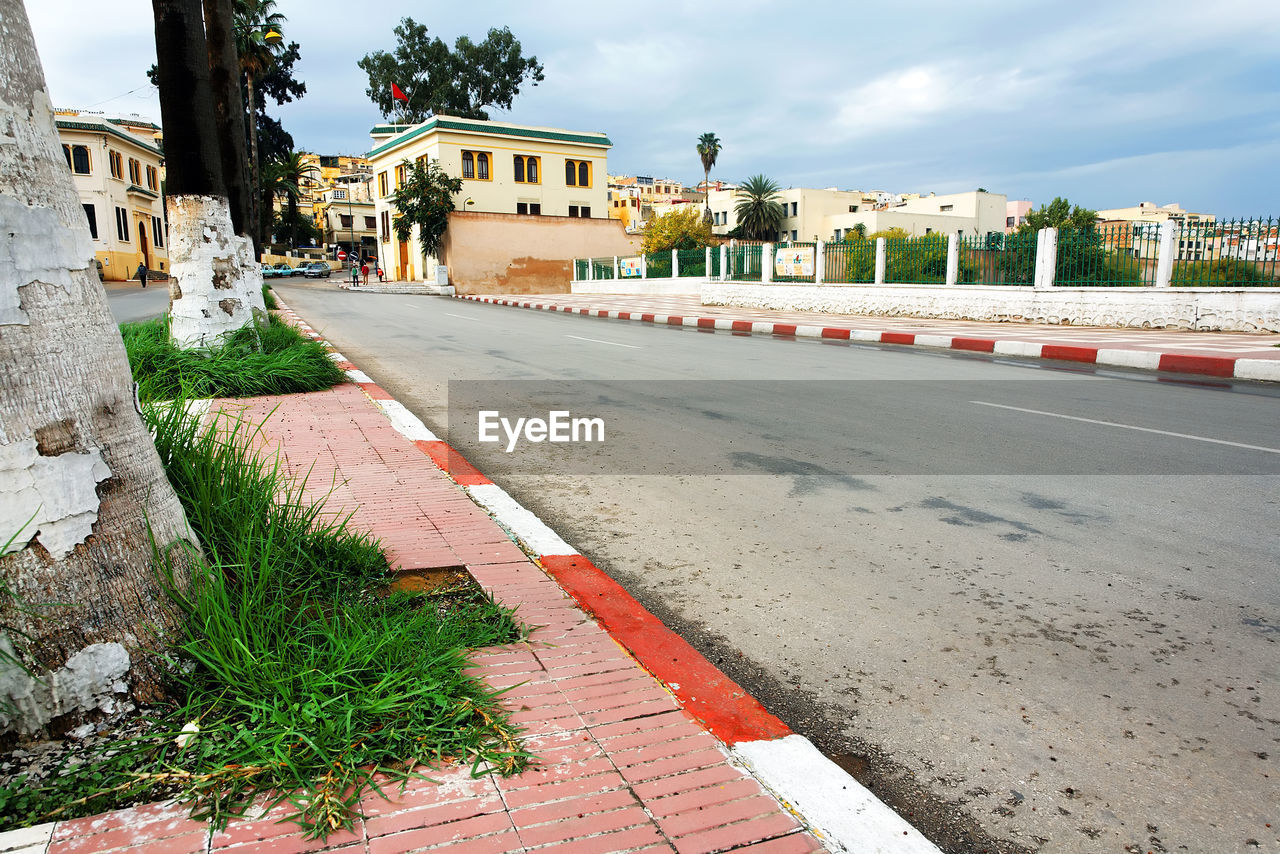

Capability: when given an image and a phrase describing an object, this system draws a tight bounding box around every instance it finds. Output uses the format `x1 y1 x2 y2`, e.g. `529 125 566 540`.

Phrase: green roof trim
126 185 158 199
107 117 161 131
367 116 611 159
56 119 162 156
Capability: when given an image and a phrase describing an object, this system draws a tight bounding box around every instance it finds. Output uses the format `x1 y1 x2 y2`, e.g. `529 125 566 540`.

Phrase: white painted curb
1235 358 1280 382
372 399 439 442
0 820 54 853
734 735 942 854
465 483 579 557
1096 349 1162 370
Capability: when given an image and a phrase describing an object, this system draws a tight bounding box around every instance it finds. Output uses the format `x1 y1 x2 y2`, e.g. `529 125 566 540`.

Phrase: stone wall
700 283 1280 333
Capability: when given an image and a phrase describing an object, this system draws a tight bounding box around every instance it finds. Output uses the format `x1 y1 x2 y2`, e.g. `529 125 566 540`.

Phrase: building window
1006 216 1015 227
460 150 490 180
791 230 798 241
790 202 797 216
378 171 388 197
940 204 953 212
364 216 376 229
416 154 429 169
580 206 590 218
63 144 91 175
152 215 164 249
128 158 141 185
146 165 158 190
514 155 540 184
115 206 129 242
340 214 353 228
566 159 591 187
477 152 489 180
83 204 97 239
395 164 407 188
516 202 542 216
569 205 578 217
848 205 858 213
462 151 474 179
380 210 391 240
109 150 123 179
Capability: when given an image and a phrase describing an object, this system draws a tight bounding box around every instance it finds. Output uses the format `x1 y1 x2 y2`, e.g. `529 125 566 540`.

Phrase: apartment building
55 110 168 281
367 115 612 281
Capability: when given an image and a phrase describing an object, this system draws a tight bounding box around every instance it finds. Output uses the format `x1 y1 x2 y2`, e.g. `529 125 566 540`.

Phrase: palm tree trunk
246 71 262 250
153 0 266 348
0 0 196 735
288 195 298 250
203 0 251 238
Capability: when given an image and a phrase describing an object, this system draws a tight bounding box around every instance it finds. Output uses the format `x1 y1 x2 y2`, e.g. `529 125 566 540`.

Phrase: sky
26 0 1280 218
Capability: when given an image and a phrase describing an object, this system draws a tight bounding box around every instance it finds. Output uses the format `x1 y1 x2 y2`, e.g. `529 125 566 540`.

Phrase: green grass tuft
120 314 344 402
261 284 279 310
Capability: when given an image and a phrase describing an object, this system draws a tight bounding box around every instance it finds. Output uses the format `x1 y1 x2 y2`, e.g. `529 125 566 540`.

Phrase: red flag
391 83 408 102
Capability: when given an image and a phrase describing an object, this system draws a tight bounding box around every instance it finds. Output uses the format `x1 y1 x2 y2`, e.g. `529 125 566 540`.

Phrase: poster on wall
620 257 643 277
775 246 814 277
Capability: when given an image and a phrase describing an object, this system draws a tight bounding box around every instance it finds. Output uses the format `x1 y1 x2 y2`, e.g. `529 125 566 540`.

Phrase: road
136 285 1280 853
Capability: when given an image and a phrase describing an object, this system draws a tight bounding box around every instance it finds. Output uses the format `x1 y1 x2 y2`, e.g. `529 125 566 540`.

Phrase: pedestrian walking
135 261 148 288
377 265 385 283
350 263 359 287
361 261 369 286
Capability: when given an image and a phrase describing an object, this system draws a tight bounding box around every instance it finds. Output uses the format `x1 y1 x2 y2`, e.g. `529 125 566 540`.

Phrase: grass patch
0 403 528 836
121 314 343 402
262 283 278 310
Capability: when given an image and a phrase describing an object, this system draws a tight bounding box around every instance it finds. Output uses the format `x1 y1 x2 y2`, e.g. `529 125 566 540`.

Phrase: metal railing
1171 217 1278 286
825 240 876 284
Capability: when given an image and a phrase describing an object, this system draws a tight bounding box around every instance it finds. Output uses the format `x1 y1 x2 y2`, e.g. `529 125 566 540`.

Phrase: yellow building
367 115 612 282
55 110 168 281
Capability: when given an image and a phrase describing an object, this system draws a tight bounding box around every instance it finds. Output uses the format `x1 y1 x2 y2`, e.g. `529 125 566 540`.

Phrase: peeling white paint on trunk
0 639 131 735
0 195 95 326
0 438 110 559
166 194 267 349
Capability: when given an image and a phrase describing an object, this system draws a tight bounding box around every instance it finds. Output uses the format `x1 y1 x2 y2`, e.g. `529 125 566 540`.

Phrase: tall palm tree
697 132 721 224
234 0 286 245
733 174 785 241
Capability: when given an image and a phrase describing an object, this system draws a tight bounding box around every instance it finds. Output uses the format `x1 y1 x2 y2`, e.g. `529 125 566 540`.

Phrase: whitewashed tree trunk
0 0 195 735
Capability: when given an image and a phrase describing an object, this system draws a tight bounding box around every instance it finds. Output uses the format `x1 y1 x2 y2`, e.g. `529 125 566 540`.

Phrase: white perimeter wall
701 282 1280 333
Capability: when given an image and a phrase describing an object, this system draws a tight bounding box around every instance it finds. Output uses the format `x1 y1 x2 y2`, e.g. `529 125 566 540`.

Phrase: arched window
513 155 525 183
566 160 575 186
527 157 538 183
462 151 474 179
64 145 91 175
578 161 589 188
477 152 489 180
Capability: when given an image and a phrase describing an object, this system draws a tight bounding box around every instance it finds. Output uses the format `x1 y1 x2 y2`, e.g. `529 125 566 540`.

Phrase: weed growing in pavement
120 314 343 402
261 283 278 310
0 402 528 837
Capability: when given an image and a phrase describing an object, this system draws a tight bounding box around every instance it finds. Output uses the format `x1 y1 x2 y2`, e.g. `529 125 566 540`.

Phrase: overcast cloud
27 0 1280 217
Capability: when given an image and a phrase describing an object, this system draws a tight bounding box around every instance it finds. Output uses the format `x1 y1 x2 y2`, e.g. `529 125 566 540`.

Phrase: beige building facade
368 117 612 282
55 111 168 281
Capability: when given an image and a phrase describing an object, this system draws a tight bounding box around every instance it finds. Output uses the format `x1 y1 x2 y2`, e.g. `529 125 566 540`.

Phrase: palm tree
264 151 317 249
234 0 286 245
696 132 721 224
733 174 785 241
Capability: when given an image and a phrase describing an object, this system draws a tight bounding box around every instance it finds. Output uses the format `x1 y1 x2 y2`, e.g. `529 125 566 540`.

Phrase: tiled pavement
11 382 823 854
472 293 1280 359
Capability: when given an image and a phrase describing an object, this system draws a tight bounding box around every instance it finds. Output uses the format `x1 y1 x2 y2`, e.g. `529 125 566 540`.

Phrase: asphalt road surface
209 286 1280 852
105 282 169 324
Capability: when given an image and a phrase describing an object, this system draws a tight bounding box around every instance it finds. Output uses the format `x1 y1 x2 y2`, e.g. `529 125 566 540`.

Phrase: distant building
1095 202 1216 260
1006 200 1032 233
54 109 168 281
366 115 615 282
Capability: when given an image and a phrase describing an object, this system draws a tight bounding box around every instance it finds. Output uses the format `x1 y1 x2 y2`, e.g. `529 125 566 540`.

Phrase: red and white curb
277 299 941 854
455 294 1280 383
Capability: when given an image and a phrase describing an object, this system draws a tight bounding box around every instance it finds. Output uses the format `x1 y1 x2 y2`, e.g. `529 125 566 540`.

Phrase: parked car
271 263 300 278
303 262 332 279
260 263 277 279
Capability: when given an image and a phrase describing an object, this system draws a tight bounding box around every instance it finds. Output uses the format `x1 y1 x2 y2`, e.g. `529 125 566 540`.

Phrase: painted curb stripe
455 294 1280 382
538 553 793 745
414 440 491 486
356 382 394 401
373 399 438 442
466 483 578 557
734 735 943 854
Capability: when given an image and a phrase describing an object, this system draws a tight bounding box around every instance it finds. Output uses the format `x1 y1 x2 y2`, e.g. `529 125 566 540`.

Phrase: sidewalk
0 303 943 853
454 294 1280 381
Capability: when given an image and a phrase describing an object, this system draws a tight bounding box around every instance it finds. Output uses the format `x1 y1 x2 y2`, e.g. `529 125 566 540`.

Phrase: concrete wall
442 211 640 294
702 282 1280 333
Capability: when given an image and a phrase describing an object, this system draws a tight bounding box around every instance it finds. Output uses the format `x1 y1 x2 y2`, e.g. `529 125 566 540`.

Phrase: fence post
641 254 647 279
945 232 960 286
762 243 773 283
587 257 594 281
815 241 825 285
1033 227 1058 290
720 244 729 281
613 256 620 280
672 249 679 279
705 246 712 280
1153 221 1177 288
572 258 578 281
874 237 886 285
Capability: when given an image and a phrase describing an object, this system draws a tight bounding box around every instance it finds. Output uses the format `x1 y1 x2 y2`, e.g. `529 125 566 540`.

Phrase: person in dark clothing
135 261 148 287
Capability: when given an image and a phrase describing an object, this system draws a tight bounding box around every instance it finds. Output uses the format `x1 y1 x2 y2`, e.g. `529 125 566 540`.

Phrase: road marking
971 401 1280 454
566 334 641 349
445 312 484 321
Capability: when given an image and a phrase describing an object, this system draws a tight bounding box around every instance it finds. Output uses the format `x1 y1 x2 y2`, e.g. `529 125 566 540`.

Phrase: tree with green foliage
642 206 713 255
1018 196 1098 233
358 18 544 123
389 159 465 259
697 133 721 224
234 0 295 246
733 174 785 241
262 150 317 249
